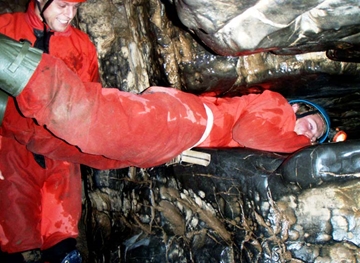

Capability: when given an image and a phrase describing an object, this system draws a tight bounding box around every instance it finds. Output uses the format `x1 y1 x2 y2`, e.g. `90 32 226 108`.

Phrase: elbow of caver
166 104 214 167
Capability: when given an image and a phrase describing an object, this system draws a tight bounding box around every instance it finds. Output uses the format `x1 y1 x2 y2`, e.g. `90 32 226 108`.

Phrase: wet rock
81 144 360 262
173 0 360 56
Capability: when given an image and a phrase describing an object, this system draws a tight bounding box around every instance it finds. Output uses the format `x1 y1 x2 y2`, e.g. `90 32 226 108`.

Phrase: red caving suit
0 1 100 253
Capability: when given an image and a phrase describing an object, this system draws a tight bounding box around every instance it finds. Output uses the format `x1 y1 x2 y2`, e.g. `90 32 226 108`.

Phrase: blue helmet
289 99 331 143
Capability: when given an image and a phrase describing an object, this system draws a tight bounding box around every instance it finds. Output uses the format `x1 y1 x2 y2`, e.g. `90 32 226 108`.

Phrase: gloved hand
0 33 43 96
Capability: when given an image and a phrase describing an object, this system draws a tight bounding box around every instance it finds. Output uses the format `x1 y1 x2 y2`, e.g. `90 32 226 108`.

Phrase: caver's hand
0 170 4 180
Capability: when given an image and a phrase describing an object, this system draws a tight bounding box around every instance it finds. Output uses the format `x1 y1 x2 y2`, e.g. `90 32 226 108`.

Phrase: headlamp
328 128 347 142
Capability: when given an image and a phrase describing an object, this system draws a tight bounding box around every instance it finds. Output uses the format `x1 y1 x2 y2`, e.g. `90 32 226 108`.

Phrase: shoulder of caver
0 11 25 32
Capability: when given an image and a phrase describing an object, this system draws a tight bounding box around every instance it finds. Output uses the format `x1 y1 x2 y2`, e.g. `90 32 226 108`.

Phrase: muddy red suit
0 0 99 254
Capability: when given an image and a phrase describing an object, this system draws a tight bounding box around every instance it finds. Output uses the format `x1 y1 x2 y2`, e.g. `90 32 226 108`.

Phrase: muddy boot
42 238 82 263
0 33 43 96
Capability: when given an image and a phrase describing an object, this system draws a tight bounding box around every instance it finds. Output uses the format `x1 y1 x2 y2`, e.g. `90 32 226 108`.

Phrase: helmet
289 99 331 143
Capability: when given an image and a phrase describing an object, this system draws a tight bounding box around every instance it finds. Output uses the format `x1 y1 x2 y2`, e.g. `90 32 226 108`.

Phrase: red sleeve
233 114 311 153
232 90 311 153
1 99 140 170
26 128 136 170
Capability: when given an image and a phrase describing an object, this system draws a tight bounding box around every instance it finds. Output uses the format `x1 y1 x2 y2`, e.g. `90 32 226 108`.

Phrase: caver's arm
1 98 151 170
197 91 311 153
231 90 311 153
232 115 310 153
27 132 142 170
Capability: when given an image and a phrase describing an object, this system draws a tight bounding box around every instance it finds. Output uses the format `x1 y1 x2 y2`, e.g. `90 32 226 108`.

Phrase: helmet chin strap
36 0 54 26
295 110 318 119
34 0 55 54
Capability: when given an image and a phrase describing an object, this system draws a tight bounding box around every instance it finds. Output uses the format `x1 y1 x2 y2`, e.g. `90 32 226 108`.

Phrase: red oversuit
0 1 99 253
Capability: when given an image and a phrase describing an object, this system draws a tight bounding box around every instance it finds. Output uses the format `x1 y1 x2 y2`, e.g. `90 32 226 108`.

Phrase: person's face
36 0 81 32
292 104 326 142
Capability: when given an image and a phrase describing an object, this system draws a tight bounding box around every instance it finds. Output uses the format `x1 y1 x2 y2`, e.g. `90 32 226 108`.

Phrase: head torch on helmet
329 127 347 142
289 99 331 143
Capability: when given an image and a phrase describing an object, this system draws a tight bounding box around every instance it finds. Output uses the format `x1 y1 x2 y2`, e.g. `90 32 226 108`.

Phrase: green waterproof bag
0 33 43 96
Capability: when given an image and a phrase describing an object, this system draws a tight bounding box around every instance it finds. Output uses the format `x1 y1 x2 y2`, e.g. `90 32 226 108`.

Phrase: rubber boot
0 33 43 96
42 238 82 263
59 250 82 263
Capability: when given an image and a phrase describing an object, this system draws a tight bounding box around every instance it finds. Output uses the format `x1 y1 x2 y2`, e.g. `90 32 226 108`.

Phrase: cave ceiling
1 0 360 262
